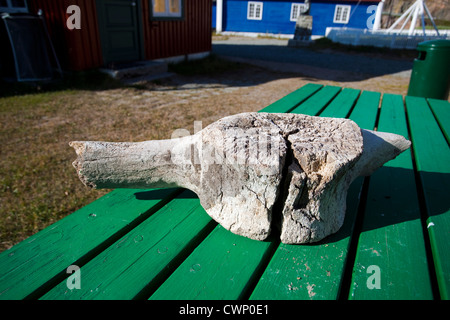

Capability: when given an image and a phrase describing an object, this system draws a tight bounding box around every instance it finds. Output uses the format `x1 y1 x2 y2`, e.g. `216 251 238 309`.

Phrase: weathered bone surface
70 113 411 244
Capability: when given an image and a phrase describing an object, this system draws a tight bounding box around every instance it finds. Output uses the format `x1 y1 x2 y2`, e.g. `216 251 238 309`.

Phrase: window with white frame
247 2 263 20
0 0 28 13
152 0 183 19
290 3 307 22
333 5 351 24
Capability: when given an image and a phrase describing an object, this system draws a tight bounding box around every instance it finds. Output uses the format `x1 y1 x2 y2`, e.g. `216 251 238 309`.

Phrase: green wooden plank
428 98 450 144
406 97 450 176
406 96 450 300
149 225 277 300
40 190 215 300
259 83 323 113
290 85 341 116
320 88 360 118
250 87 379 300
348 91 381 130
0 188 179 300
349 94 434 300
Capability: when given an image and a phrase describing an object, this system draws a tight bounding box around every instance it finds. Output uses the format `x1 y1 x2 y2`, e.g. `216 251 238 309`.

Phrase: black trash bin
407 39 450 100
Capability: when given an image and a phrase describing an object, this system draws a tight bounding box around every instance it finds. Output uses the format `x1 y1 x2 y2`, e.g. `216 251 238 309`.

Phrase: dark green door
97 0 142 65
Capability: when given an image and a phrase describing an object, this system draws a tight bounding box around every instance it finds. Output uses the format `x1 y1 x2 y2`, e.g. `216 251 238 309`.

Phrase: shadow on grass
126 54 302 93
167 53 245 76
0 69 125 98
0 55 259 97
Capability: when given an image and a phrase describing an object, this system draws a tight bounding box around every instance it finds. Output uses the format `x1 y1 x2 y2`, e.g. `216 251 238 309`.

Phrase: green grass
0 71 129 251
0 88 111 250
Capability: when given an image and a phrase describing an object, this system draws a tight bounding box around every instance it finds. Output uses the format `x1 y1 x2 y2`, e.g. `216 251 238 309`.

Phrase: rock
70 112 411 244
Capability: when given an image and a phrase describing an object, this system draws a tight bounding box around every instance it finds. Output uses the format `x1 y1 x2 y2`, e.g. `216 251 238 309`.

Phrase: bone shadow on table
133 167 449 246
318 167 449 245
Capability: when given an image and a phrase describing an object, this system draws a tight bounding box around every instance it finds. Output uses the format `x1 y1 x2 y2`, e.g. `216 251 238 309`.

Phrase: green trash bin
407 39 450 100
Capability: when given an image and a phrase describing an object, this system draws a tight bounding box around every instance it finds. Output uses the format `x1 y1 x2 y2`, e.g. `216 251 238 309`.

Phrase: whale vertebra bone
70 113 410 244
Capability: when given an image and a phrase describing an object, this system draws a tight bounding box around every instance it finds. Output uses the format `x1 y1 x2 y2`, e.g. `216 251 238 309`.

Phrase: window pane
153 0 165 13
0 0 8 7
292 5 298 20
336 7 342 21
255 4 261 18
249 3 255 18
169 0 180 14
342 8 349 21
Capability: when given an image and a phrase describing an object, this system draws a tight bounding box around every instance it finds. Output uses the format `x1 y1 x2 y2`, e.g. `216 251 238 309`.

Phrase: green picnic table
1 83 449 301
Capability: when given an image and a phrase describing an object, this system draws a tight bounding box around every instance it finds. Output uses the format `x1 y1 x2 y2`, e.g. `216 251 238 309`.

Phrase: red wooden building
16 0 212 71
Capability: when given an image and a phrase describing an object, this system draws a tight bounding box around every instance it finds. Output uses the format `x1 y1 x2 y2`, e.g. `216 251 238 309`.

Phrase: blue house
213 0 382 38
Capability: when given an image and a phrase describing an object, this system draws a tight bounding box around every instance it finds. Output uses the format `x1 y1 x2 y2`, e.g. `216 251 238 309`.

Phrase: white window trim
247 1 263 21
0 0 28 13
152 0 183 18
290 3 307 22
333 5 351 24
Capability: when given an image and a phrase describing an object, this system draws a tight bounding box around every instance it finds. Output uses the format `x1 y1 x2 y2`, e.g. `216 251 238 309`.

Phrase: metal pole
423 0 440 36
2 14 22 81
408 0 421 35
216 0 223 33
373 0 384 31
38 10 63 78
